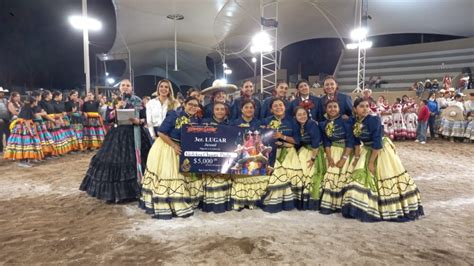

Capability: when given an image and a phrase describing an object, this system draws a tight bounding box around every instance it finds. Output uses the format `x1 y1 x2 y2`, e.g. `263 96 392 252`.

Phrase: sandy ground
0 140 473 265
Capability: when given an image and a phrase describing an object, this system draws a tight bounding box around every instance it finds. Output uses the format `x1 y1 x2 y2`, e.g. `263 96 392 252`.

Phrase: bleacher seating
335 37 474 91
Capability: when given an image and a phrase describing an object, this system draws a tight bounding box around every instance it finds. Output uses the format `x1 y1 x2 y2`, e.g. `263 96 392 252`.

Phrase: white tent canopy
109 0 474 86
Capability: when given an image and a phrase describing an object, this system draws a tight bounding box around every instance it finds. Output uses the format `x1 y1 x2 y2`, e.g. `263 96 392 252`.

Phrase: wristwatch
342 155 349 160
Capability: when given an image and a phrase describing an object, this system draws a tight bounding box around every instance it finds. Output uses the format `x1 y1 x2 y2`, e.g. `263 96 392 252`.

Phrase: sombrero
201 79 238 96
442 106 464 121
0 87 9 93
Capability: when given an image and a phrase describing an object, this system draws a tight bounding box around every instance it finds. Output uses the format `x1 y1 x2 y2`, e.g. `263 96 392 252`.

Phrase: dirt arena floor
0 140 473 265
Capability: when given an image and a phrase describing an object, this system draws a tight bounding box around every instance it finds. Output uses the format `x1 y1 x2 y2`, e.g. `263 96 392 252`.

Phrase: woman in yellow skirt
294 106 326 210
140 96 203 219
261 98 303 212
230 98 268 210
200 102 232 213
319 100 355 214
342 98 424 222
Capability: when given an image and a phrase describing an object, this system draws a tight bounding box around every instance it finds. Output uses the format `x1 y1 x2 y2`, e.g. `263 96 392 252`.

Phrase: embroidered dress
341 115 424 222
140 111 202 219
296 120 326 210
260 115 302 212
318 116 354 214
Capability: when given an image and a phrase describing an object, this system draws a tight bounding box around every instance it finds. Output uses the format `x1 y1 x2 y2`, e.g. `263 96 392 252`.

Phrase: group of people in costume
80 77 424 222
2 89 106 167
362 86 473 143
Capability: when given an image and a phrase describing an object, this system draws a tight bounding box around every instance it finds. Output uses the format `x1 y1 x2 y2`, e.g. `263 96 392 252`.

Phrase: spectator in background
7 91 22 120
426 92 440 139
368 76 376 89
424 79 432 94
0 87 10 153
362 88 375 106
375 76 382 88
431 79 439 94
415 100 430 144
98 95 109 121
416 81 425 98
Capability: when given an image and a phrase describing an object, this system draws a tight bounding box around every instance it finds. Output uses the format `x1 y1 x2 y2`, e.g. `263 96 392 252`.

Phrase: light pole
68 0 102 94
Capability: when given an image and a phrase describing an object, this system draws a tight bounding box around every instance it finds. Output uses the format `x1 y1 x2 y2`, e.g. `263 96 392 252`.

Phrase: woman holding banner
294 106 325 210
261 98 302 212
200 101 232 213
140 96 203 219
230 98 268 210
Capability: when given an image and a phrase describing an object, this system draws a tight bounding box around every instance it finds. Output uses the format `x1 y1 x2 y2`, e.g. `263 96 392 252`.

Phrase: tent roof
109 0 474 86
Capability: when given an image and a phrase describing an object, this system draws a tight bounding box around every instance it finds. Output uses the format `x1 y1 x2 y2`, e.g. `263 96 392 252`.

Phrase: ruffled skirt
33 119 57 156
3 119 44 160
341 138 424 222
319 145 352 214
79 125 151 202
260 147 303 212
297 146 326 210
83 113 106 149
139 138 203 219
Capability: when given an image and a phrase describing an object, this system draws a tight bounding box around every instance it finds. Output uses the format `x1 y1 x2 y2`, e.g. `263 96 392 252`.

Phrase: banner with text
179 125 274 176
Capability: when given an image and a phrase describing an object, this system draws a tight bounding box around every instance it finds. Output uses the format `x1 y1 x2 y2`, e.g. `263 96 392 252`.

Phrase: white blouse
146 98 171 138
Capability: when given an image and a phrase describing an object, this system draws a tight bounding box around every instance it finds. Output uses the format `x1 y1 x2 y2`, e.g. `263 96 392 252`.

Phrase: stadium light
250 31 273 53
107 78 115 85
359 40 373 49
346 40 372 50
350 27 368 41
251 57 257 63
224 68 232 75
346 43 359 49
68 15 102 31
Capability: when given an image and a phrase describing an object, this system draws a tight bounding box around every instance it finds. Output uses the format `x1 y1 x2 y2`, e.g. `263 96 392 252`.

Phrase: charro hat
201 79 238 96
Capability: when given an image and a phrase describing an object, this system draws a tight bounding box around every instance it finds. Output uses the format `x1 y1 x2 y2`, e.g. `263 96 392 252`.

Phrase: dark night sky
0 0 116 91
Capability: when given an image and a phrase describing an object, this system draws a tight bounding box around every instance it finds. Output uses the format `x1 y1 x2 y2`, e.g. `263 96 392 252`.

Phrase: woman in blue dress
230 98 268 210
294 106 326 210
342 98 424 222
319 100 355 214
140 97 203 219
200 102 232 213
261 98 302 212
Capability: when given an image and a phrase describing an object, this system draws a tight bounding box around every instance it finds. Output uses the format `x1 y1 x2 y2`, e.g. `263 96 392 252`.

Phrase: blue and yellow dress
200 117 232 213
203 102 231 119
231 96 262 120
140 110 203 219
341 115 424 222
296 119 326 210
261 115 302 212
3 105 44 161
261 97 288 120
229 116 269 210
319 116 355 214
